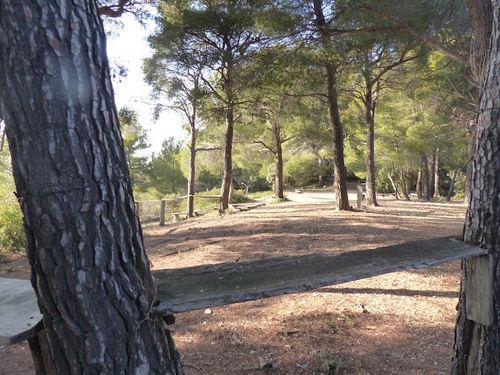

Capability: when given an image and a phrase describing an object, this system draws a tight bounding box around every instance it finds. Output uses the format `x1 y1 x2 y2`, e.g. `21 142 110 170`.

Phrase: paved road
285 189 360 204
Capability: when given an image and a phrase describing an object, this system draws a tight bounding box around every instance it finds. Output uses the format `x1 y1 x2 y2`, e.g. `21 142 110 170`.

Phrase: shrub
0 194 24 253
284 155 330 188
0 149 25 253
231 190 252 204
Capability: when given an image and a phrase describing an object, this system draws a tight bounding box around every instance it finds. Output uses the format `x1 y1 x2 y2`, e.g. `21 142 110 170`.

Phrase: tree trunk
416 169 422 198
0 2 182 374
388 173 400 200
467 0 494 84
187 126 197 217
433 149 441 198
220 54 235 211
327 64 350 210
400 168 410 200
446 168 459 202
452 2 500 373
220 108 234 211
270 119 284 200
430 150 436 198
420 154 430 201
275 148 284 200
313 0 350 211
364 83 379 207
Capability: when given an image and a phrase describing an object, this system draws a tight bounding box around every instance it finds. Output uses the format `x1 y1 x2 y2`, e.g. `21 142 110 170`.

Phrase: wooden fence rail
135 195 221 226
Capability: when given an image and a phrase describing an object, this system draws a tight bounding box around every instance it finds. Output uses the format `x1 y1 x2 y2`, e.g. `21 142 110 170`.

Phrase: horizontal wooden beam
153 237 487 314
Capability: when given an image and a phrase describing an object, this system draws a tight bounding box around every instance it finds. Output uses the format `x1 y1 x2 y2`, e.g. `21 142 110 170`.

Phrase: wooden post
357 183 364 209
159 200 166 226
241 183 249 197
466 255 493 326
27 321 56 375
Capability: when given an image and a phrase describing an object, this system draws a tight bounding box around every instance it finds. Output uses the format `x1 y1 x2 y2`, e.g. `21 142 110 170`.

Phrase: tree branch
98 0 151 18
195 146 222 152
360 6 470 67
98 0 130 17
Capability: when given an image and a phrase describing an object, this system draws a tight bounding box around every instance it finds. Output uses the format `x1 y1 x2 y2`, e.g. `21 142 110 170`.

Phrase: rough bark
0 2 182 374
466 0 494 85
451 1 500 373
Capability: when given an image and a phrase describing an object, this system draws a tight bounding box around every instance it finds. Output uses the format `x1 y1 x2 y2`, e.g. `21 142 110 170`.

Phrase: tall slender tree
243 98 294 199
352 44 422 206
311 0 350 210
346 0 471 206
144 55 208 216
149 0 272 211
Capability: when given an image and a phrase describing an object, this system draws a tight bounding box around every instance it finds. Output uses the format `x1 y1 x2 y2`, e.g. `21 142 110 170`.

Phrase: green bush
231 190 252 204
247 190 273 200
0 194 24 253
195 170 221 192
284 155 330 188
245 176 270 192
0 149 25 253
193 188 221 211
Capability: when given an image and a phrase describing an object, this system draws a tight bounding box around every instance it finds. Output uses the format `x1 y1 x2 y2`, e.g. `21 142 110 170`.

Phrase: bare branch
98 0 151 18
98 0 129 17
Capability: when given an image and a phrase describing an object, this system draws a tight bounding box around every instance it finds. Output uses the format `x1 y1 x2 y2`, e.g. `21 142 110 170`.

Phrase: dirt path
147 197 467 375
146 196 465 269
0 197 467 374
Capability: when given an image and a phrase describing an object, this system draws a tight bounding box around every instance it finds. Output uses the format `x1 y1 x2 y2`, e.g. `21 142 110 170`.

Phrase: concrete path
285 189 360 204
0 277 42 345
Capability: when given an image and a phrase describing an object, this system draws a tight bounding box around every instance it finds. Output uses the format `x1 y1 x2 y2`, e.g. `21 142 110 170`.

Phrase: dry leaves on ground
0 197 466 374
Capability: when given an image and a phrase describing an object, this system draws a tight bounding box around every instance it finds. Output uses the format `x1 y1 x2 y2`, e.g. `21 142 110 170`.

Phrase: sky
105 13 185 155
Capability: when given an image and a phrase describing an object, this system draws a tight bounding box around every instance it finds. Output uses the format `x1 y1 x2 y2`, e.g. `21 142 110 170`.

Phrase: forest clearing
1 195 468 374
2 0 500 372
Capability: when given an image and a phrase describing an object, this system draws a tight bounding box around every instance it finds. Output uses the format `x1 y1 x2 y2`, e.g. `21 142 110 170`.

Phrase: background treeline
0 0 475 251
139 0 473 204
